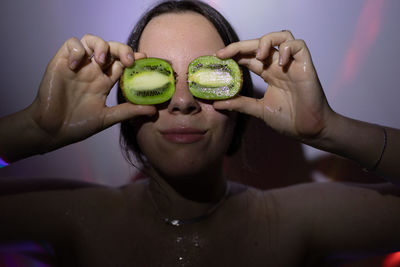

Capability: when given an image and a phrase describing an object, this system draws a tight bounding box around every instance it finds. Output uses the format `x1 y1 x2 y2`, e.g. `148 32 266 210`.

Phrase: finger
107 42 147 70
81 34 110 65
256 30 295 61
103 103 157 128
216 39 259 59
236 49 279 76
278 39 310 66
108 41 136 67
65 37 86 70
108 52 149 83
134 52 147 60
236 57 264 76
213 96 264 120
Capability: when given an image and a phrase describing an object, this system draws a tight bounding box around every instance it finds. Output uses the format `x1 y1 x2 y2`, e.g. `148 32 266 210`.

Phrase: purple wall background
1 0 399 186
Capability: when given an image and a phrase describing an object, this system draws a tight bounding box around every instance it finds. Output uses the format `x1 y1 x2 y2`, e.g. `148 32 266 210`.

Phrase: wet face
136 12 236 178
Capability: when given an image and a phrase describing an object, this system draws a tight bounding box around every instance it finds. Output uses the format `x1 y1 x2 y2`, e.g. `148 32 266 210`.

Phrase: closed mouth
160 127 207 144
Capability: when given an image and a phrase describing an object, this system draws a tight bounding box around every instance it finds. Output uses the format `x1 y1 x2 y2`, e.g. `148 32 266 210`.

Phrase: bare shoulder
0 178 148 240
265 181 400 209
261 182 400 257
259 181 400 227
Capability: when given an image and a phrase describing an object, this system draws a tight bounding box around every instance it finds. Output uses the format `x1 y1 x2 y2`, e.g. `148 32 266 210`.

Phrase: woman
0 1 399 266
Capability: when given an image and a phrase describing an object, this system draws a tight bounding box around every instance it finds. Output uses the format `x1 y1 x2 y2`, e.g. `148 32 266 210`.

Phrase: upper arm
0 178 102 243
277 182 400 256
0 190 77 243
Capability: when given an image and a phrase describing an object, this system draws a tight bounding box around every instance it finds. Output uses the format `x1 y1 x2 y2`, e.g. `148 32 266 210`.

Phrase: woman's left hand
214 30 333 140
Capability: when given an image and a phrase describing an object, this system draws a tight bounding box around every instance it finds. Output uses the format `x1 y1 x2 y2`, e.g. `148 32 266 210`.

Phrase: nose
167 77 201 115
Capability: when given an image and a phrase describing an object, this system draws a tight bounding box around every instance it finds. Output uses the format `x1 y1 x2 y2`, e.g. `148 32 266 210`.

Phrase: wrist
0 106 54 162
24 103 57 154
302 111 386 171
301 108 340 150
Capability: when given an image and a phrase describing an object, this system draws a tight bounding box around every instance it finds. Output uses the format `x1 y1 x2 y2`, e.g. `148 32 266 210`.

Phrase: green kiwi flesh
187 55 242 100
120 58 175 105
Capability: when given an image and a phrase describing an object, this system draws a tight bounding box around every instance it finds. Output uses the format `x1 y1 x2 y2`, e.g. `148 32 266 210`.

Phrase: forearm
0 106 50 163
306 112 400 183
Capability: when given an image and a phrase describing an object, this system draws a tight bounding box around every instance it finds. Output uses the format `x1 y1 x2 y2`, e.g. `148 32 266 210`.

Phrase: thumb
213 96 264 120
103 103 157 128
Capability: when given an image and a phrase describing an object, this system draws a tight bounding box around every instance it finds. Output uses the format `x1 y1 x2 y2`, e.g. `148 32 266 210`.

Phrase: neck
146 162 228 221
149 161 227 203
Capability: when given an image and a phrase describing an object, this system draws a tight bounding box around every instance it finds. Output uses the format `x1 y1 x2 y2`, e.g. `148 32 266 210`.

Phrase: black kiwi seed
187 55 242 100
120 58 175 105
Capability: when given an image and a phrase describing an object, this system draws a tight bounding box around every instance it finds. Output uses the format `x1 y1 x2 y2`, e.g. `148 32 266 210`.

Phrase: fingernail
99 52 106 64
127 53 134 62
70 60 78 69
279 55 283 66
256 48 261 59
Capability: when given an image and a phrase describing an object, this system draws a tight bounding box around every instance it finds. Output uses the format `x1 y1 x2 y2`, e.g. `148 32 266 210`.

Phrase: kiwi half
187 55 242 100
120 58 175 105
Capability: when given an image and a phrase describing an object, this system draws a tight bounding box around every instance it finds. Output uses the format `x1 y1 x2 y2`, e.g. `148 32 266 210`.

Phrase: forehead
138 12 225 61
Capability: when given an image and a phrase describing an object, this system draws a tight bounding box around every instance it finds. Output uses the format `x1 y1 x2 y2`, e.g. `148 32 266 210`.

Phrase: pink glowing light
330 0 386 97
382 251 400 267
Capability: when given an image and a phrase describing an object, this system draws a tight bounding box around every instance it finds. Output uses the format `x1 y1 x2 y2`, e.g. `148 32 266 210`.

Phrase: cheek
224 115 236 148
136 122 157 157
205 107 237 150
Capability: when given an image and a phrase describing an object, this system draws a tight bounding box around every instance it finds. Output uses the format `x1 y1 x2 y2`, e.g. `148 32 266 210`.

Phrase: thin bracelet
365 126 387 172
0 156 9 168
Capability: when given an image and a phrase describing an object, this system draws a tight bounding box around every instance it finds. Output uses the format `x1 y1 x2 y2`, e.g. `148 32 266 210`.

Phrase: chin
156 166 205 180
147 151 223 179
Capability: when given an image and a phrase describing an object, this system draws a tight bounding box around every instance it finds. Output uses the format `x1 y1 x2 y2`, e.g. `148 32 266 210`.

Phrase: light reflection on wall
330 0 386 100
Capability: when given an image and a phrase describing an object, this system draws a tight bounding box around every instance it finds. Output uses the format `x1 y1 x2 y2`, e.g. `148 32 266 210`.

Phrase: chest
58 198 307 267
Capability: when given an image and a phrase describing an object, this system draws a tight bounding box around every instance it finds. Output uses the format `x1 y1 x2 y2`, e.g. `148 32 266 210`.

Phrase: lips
160 127 207 144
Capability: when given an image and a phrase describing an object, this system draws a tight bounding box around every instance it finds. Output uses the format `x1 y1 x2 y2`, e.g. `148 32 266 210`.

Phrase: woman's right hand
27 34 156 152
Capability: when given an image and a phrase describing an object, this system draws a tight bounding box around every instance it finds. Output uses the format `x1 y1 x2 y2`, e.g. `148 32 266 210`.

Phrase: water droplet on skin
302 61 308 73
171 220 180 226
192 235 200 248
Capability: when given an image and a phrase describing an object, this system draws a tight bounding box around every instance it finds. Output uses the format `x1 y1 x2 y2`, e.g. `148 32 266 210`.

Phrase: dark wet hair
117 0 254 167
